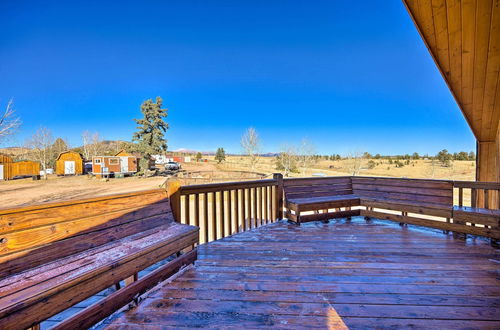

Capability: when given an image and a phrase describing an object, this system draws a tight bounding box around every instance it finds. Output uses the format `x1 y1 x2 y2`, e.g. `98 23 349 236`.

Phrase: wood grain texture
0 189 173 276
404 0 500 142
53 249 197 330
0 223 199 329
104 218 500 329
0 188 199 329
404 0 500 202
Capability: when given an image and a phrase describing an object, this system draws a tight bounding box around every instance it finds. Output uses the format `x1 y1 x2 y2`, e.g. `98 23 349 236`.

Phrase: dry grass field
0 155 475 209
215 156 475 181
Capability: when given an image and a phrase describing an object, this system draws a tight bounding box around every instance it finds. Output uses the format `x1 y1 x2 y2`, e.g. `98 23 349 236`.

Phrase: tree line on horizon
1 99 476 178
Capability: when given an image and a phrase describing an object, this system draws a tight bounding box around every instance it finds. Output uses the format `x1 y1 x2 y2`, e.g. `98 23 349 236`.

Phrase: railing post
167 179 182 223
273 173 284 220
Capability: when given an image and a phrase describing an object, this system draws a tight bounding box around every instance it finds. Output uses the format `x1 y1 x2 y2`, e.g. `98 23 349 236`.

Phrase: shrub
395 160 405 168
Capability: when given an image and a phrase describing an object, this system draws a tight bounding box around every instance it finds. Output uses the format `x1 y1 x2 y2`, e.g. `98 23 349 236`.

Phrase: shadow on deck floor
100 217 500 329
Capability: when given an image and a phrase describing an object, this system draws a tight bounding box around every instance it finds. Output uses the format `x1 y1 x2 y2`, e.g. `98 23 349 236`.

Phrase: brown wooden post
262 186 268 224
273 173 284 221
194 193 200 228
296 205 301 225
166 179 182 223
484 190 489 209
184 195 190 225
227 190 232 235
252 188 257 228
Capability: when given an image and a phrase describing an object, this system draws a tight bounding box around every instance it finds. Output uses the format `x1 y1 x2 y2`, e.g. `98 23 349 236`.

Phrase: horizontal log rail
280 175 499 240
454 181 500 209
168 175 499 242
168 174 284 244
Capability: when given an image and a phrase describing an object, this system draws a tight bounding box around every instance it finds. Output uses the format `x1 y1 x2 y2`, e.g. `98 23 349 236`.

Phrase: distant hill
260 152 278 157
172 148 215 155
1 144 282 158
0 147 31 157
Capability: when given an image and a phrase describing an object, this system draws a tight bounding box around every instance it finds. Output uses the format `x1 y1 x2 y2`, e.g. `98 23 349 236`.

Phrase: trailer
92 150 139 177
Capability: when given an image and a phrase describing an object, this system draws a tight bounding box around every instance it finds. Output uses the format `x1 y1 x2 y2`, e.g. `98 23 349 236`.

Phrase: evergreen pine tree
215 147 226 163
51 138 69 167
133 97 168 174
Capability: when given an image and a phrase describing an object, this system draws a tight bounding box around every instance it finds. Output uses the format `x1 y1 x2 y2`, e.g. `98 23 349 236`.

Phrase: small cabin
11 161 40 179
0 155 41 180
92 150 138 177
55 151 84 175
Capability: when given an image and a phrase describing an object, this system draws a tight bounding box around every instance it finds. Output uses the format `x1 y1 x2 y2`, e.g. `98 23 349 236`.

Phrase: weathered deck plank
104 217 500 329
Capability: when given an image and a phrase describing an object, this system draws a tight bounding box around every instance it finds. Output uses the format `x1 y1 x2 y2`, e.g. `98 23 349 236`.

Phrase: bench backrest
0 189 174 277
283 176 353 200
352 177 453 205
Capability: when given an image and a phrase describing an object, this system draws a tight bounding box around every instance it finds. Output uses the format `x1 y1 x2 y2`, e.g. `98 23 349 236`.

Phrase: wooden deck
104 217 500 329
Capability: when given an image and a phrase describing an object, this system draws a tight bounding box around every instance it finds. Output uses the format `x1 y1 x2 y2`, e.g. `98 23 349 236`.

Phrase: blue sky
0 0 475 155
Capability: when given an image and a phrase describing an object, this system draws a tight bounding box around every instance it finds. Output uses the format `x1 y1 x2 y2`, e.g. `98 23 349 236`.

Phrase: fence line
168 174 283 244
167 175 500 243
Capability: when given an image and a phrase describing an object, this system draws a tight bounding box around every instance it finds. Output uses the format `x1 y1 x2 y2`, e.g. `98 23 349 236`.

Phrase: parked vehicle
39 168 54 176
164 161 181 171
84 162 93 174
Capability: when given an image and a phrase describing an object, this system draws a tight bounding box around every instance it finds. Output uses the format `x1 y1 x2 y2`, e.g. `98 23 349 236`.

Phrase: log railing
168 174 284 244
168 175 499 242
454 181 500 209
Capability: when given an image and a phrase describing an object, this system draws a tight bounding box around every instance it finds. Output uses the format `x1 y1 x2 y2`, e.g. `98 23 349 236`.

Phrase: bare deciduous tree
81 130 92 160
0 99 21 143
276 144 297 177
345 150 364 176
297 138 316 175
240 127 261 170
82 130 104 160
26 127 54 180
427 158 437 179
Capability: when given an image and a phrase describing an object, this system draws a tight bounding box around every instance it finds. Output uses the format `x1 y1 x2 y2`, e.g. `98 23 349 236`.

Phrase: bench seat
0 189 199 329
0 221 197 329
287 194 360 212
0 221 198 329
361 197 453 218
283 177 360 223
283 176 499 240
453 206 500 226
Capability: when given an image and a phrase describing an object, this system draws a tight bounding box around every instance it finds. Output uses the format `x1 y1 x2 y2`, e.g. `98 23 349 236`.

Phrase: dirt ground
0 175 166 208
0 156 475 209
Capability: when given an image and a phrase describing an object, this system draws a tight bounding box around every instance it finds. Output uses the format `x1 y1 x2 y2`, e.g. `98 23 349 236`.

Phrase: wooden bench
452 181 500 240
283 177 360 224
452 206 500 240
352 176 454 219
282 175 499 240
0 189 199 329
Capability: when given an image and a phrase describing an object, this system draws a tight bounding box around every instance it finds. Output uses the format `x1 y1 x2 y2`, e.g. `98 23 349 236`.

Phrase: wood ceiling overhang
403 0 500 142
